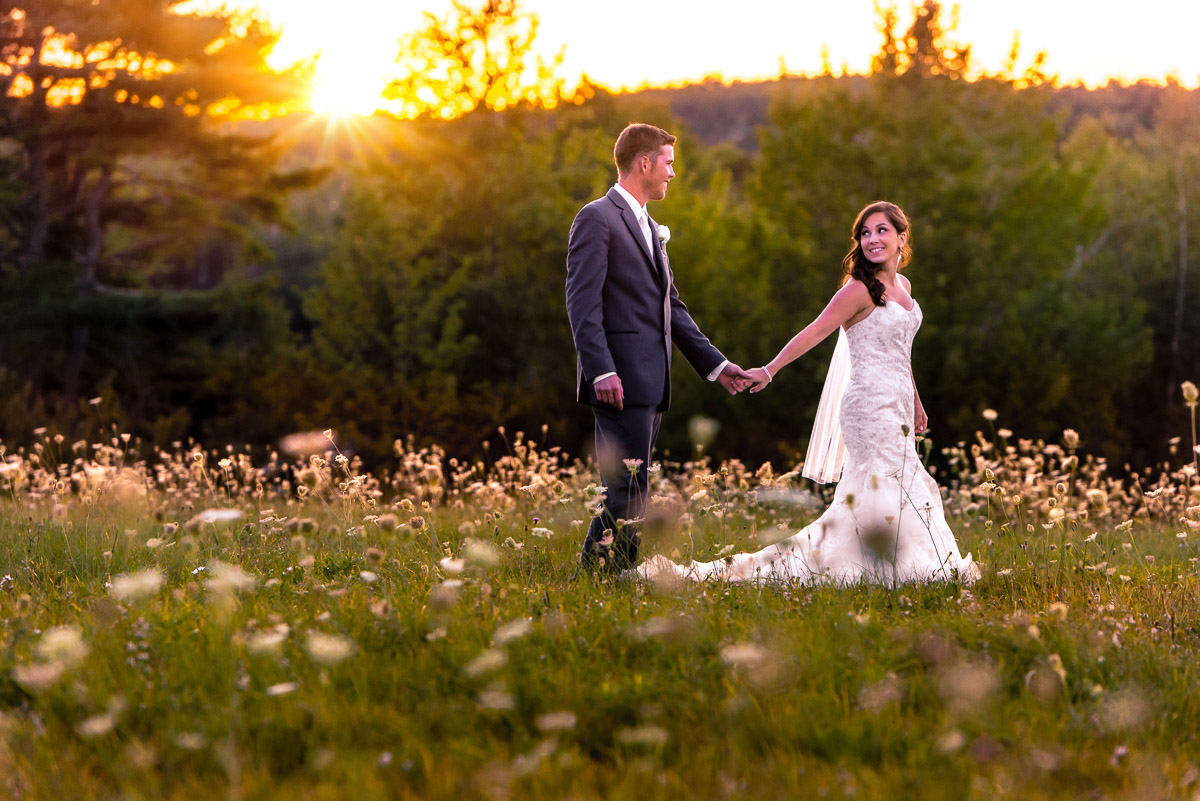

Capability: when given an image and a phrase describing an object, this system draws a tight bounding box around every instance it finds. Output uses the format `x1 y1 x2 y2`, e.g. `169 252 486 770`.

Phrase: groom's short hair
614 124 676 177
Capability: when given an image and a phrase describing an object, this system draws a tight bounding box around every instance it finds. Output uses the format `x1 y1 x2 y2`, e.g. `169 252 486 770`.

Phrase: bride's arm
747 282 872 392
911 368 928 434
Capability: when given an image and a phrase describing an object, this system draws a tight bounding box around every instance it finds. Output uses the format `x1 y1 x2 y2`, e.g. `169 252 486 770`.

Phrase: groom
565 123 750 573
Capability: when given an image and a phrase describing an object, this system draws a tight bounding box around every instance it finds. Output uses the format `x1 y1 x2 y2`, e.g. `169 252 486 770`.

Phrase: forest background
1 0 1196 473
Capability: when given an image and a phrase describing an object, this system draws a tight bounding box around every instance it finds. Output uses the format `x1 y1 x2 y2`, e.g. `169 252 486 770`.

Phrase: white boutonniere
657 225 671 245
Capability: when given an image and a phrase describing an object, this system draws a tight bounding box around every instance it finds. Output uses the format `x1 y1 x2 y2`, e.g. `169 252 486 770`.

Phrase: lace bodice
844 299 919 371
840 300 920 478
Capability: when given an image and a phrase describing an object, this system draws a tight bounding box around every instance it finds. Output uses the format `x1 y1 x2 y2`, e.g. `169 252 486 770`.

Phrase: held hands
600 363 758 406
717 362 755 395
746 366 773 393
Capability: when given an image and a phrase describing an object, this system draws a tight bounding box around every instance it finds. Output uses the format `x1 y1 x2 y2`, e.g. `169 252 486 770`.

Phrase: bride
640 201 979 585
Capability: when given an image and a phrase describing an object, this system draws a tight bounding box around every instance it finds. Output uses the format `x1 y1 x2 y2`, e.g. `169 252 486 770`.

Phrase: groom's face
641 145 675 202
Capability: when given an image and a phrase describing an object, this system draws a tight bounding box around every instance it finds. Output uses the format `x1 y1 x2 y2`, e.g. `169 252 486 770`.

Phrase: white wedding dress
639 299 980 585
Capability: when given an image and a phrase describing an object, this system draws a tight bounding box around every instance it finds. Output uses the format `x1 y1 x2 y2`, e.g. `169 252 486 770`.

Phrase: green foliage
0 262 297 447
0 0 1197 472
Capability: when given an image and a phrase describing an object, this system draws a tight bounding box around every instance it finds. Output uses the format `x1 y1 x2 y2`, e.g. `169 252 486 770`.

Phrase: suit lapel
609 189 657 269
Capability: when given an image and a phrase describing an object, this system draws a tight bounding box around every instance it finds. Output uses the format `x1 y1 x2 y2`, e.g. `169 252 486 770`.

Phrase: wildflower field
2 401 1199 800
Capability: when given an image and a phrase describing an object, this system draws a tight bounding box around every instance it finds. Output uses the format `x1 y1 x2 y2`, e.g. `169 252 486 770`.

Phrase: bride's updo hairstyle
840 201 912 307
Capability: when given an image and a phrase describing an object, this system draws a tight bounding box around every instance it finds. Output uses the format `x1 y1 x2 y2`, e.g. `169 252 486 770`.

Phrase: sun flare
307 59 391 117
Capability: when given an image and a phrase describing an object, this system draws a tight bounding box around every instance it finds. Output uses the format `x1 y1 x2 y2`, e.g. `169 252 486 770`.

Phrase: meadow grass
1 420 1199 800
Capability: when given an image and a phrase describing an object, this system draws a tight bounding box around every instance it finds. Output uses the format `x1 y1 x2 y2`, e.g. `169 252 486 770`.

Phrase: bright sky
240 0 1200 114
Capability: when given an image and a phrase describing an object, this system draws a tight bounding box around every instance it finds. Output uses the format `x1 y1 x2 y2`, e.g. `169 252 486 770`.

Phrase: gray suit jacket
565 187 725 410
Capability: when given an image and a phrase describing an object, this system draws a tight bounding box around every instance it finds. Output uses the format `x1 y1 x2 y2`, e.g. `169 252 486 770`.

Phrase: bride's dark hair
840 201 912 307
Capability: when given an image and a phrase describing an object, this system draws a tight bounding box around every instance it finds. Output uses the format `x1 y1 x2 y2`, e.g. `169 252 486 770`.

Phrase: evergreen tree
0 1 316 287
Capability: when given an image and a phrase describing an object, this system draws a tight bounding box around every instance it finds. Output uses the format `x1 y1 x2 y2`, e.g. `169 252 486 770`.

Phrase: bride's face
859 212 906 267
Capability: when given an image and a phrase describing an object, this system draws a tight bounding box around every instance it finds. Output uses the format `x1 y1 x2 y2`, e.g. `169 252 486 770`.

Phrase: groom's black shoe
580 516 640 575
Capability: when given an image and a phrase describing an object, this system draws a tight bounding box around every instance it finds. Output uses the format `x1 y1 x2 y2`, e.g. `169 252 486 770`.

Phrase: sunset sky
237 0 1200 114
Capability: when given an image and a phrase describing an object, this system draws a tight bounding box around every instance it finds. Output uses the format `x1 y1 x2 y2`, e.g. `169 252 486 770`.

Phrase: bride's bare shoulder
835 279 873 305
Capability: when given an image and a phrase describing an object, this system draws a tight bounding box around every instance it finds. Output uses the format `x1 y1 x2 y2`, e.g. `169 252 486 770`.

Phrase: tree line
0 1 1196 473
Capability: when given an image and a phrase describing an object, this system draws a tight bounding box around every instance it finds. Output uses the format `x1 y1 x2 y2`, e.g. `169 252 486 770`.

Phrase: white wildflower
36 625 88 668
245 627 289 657
464 648 507 678
109 569 164 603
75 713 117 738
304 631 355 667
616 725 669 747
535 711 578 733
206 561 257 595
12 662 65 692
477 690 515 710
194 508 244 525
493 618 532 646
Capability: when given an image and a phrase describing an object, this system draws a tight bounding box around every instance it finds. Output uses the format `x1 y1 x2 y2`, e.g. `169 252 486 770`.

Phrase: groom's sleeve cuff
706 360 729 381
592 372 617 385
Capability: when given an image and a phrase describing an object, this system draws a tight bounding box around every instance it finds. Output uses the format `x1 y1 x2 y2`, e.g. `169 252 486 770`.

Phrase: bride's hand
914 402 928 435
747 366 773 393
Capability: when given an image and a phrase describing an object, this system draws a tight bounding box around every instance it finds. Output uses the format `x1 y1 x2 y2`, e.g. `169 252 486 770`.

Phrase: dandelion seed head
477 690 515 710
109 569 164 603
245 628 288 656
615 725 668 747
1100 689 1149 732
13 661 65 692
193 508 243 525
464 538 499 569
205 561 257 595
1182 381 1198 406
687 415 720 449
304 631 355 666
535 711 577 733
35 625 88 668
464 648 507 678
937 660 1000 712
493 618 532 645
858 672 904 713
75 713 116 738
937 729 966 753
174 732 207 750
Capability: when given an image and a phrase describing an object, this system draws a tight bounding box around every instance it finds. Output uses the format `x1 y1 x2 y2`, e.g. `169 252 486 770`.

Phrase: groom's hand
717 363 753 395
595 374 624 409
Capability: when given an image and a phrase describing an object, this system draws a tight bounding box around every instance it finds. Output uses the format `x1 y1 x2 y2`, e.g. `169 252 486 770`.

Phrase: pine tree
0 1 314 288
